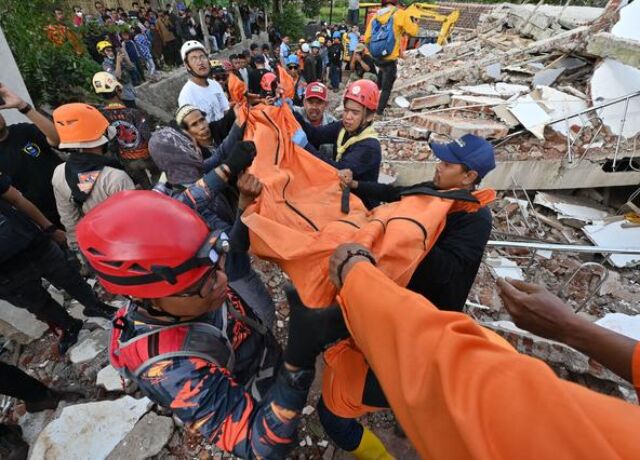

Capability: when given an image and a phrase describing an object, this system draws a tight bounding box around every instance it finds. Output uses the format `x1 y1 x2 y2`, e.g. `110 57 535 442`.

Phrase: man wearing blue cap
339 133 496 311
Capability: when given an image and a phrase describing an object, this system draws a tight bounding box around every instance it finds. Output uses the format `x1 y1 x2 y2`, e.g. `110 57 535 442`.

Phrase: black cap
254 55 265 65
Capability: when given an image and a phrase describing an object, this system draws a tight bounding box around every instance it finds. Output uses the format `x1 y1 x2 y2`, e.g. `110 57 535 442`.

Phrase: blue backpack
369 8 397 59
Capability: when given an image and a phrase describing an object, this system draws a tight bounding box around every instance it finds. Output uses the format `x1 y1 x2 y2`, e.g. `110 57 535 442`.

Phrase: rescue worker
97 40 137 108
0 169 115 355
178 41 230 123
326 242 640 458
364 0 419 115
286 55 306 106
340 134 496 310
349 43 377 82
76 190 348 458
51 103 135 255
292 82 337 157
92 71 160 189
294 79 381 207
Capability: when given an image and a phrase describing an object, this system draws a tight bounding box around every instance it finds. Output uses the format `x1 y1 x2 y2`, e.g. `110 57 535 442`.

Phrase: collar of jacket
336 125 377 161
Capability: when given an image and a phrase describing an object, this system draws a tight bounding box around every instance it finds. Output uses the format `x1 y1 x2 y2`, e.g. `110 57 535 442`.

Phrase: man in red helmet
293 79 381 208
77 190 348 458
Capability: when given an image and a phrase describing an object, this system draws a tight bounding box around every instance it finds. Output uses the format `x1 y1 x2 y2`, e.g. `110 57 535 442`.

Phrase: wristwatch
18 103 32 114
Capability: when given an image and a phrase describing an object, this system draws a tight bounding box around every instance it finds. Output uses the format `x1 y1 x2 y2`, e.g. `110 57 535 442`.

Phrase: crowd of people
2 0 640 459
48 1 264 79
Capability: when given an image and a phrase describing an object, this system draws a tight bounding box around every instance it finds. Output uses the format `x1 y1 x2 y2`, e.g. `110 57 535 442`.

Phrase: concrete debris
595 313 640 340
30 396 152 460
531 86 590 137
394 96 410 108
508 94 551 140
408 113 510 139
587 32 640 70
610 0 640 42
106 412 174 460
582 219 640 268
458 82 530 98
96 365 123 392
533 192 609 226
0 300 48 344
532 67 564 87
450 94 506 112
409 93 451 110
485 63 502 80
590 59 640 139
418 43 442 58
485 257 525 281
68 328 108 364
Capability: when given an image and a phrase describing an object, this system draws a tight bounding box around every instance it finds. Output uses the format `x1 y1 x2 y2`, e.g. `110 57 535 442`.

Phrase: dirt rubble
2 1 640 459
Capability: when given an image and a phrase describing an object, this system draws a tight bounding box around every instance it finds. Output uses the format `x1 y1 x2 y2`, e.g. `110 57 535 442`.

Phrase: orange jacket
337 262 640 459
241 103 495 308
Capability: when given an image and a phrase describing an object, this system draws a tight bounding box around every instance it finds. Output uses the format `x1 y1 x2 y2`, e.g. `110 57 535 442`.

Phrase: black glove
222 141 256 178
283 286 350 369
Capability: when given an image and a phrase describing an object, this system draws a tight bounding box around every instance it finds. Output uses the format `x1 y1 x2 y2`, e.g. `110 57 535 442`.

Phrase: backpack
369 8 397 59
110 291 277 401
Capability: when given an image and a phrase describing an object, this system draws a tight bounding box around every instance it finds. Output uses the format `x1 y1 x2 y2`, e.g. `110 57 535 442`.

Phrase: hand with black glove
283 286 350 370
221 141 256 179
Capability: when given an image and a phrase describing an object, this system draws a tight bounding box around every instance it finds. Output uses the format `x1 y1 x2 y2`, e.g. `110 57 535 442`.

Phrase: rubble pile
378 0 640 190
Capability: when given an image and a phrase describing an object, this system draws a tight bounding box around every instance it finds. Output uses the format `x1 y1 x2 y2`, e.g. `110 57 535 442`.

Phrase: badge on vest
22 142 41 158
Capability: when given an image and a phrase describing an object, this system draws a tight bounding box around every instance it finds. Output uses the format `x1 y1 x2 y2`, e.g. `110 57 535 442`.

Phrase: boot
349 428 394 460
0 424 29 460
58 319 83 355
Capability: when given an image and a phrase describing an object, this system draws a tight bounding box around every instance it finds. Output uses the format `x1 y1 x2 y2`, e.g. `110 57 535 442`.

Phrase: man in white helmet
178 40 230 123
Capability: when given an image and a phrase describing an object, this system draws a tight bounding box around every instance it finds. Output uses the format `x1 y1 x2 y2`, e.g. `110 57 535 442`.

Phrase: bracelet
337 249 376 287
43 224 57 234
18 103 32 114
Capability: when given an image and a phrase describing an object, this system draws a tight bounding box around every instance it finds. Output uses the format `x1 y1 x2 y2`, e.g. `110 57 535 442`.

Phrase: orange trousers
335 262 640 459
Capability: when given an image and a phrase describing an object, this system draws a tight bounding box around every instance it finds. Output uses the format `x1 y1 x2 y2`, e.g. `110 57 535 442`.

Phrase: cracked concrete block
68 328 108 364
30 396 152 460
0 300 48 344
97 365 123 392
408 114 510 139
587 33 640 70
450 95 506 113
409 93 451 110
107 412 174 460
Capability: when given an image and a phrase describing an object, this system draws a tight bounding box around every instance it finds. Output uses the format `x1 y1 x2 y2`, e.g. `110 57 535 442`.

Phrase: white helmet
180 40 206 62
311 41 321 49
301 43 310 53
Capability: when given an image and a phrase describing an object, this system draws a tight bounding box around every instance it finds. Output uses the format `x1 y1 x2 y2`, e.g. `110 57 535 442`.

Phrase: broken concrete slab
106 412 174 460
97 365 123 392
409 93 451 110
532 67 564 87
582 219 640 268
531 86 590 137
508 94 551 140
534 192 609 225
587 32 640 70
408 114 510 139
417 43 442 58
492 104 520 127
590 59 640 139
68 328 108 364
595 313 640 340
0 300 48 345
610 0 640 42
485 63 502 80
30 396 152 460
458 82 530 98
394 96 410 108
485 257 525 280
450 94 506 113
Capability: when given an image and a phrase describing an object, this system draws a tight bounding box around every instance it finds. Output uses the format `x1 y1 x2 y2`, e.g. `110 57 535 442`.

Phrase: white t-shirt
348 0 360 10
178 79 230 122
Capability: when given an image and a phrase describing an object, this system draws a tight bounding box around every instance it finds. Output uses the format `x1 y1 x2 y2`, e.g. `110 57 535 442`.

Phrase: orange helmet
344 79 380 112
53 103 111 149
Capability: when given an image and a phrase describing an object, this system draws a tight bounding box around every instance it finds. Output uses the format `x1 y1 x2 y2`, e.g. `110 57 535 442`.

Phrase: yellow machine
360 2 460 47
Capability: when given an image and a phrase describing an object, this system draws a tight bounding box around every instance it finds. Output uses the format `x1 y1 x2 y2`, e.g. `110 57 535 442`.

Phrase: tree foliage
0 0 101 107
273 3 306 39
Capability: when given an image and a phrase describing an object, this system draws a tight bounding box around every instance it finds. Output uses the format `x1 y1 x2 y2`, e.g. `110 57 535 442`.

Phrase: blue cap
332 31 342 39
429 134 496 179
286 55 299 66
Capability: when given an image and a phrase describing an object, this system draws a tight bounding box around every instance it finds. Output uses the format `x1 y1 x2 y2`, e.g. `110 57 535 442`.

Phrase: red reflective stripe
158 326 189 355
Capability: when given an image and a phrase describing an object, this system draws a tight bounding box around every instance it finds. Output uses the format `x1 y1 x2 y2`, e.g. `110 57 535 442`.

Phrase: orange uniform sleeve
633 342 640 399
337 262 640 460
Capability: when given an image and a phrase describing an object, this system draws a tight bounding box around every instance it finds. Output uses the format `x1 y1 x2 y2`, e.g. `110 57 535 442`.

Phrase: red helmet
343 79 380 112
76 190 214 299
260 71 278 93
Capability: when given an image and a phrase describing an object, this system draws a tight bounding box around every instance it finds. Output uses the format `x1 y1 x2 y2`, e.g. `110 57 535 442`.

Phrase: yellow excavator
360 2 460 47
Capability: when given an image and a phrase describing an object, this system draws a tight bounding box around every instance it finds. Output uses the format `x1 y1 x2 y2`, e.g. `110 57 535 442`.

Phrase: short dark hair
95 1 103 5
262 43 270 51
229 53 237 60
461 164 482 186
250 43 259 51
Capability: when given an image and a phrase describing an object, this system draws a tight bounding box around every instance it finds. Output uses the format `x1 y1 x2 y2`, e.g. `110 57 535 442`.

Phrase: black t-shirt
0 123 61 225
